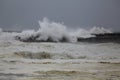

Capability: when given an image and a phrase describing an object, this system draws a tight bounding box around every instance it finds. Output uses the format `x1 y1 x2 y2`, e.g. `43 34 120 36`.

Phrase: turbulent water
13 18 112 42
0 32 120 80
0 18 120 80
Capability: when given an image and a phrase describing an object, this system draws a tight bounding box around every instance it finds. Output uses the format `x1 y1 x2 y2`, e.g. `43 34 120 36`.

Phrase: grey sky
0 0 120 32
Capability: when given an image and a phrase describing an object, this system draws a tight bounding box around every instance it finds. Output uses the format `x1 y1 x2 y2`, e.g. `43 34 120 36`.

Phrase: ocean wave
0 17 112 43
13 51 87 59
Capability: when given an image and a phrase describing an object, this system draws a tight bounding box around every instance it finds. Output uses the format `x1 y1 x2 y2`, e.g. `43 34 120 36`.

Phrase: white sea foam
90 27 112 34
17 30 36 40
70 28 95 38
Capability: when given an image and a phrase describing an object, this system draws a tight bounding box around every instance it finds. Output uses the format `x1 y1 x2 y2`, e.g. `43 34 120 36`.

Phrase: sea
0 18 120 80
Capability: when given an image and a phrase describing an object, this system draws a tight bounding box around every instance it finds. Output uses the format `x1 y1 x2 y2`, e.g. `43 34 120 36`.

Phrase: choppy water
0 32 120 80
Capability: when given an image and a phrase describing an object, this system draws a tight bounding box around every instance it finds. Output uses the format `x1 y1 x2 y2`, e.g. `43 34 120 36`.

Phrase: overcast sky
0 0 120 32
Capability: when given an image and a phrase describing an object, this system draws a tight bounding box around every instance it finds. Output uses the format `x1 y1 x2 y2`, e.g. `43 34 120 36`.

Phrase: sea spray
16 18 77 42
15 18 112 42
36 17 76 42
0 18 112 42
16 30 37 41
70 28 95 38
90 27 112 34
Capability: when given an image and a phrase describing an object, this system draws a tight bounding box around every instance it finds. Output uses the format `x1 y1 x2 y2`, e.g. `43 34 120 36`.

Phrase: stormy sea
0 18 120 80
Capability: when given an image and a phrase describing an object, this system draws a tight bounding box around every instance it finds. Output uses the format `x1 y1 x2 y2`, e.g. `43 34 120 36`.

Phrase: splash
90 27 112 34
71 28 95 38
0 18 112 42
36 18 75 42
15 18 112 42
16 18 77 42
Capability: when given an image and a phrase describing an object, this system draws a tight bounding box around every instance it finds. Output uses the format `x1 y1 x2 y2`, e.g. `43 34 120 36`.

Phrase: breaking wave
13 51 87 59
0 17 112 42
13 49 120 60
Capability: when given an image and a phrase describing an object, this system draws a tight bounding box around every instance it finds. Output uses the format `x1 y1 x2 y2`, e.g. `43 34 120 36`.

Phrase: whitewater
0 18 120 80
